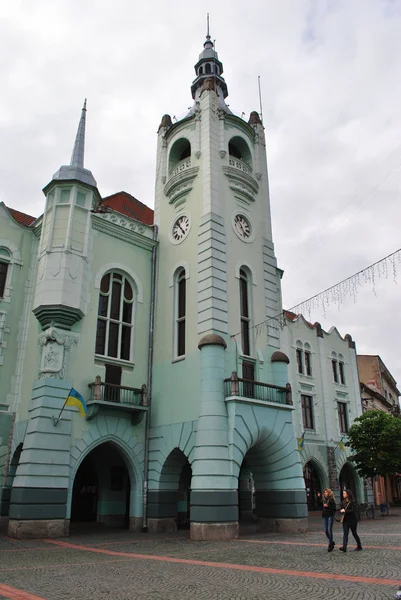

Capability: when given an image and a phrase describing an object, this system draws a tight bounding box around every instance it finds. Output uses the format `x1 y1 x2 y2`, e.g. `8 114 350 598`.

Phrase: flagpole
52 387 72 426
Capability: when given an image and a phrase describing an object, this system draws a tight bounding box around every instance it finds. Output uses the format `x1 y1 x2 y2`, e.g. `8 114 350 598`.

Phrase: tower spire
190 20 229 110
70 99 87 169
49 99 97 188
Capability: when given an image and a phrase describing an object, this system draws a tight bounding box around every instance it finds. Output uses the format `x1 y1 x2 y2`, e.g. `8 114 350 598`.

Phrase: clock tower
150 28 307 539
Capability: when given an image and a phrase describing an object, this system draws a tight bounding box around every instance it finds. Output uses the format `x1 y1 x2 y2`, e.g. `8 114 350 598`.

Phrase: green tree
346 410 401 513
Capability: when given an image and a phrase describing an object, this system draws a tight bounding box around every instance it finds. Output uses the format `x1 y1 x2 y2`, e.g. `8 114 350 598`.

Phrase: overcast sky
1 0 400 389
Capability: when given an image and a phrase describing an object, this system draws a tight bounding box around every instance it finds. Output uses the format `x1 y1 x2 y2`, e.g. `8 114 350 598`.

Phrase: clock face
234 214 251 239
172 214 190 242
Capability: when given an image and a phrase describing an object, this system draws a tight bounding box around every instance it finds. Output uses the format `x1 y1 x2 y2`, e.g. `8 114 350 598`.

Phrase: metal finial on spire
207 13 210 37
70 100 87 169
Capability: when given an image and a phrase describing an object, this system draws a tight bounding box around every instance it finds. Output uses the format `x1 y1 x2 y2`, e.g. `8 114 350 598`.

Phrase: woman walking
339 489 362 552
322 488 336 552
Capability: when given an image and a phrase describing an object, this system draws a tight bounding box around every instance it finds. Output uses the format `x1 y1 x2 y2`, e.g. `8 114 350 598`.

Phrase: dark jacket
322 496 336 518
341 499 357 523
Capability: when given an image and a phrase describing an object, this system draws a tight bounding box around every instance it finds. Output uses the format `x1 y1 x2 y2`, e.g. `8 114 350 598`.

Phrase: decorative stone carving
255 172 262 181
219 150 226 159
195 151 201 159
38 327 78 379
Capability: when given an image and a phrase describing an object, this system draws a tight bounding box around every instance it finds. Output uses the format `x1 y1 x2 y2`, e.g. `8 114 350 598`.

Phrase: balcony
87 378 148 424
224 372 293 407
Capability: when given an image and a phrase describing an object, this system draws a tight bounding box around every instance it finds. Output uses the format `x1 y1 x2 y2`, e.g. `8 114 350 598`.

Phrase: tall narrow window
339 361 346 384
239 269 251 356
305 351 312 376
95 272 134 361
338 402 348 433
175 269 186 357
301 394 314 429
296 348 303 374
0 249 11 298
332 359 339 383
0 262 9 298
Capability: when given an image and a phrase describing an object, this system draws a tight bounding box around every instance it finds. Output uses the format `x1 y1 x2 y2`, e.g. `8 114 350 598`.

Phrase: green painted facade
0 32 364 539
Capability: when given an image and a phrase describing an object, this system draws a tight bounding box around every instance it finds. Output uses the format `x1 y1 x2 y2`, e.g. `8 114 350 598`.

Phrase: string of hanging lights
230 247 401 339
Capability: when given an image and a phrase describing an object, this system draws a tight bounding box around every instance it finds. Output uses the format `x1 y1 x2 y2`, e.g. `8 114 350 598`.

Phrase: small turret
190 17 230 113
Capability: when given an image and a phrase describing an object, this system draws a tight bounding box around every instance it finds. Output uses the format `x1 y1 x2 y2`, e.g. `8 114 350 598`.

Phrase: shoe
354 547 363 551
339 547 347 552
328 542 335 552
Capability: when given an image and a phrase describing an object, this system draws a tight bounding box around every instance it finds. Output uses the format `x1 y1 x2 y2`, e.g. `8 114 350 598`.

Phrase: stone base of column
129 517 143 532
8 518 69 539
147 517 177 533
190 522 239 541
257 517 307 534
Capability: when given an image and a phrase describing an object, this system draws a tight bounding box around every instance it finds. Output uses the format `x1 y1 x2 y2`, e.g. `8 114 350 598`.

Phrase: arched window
169 138 191 172
199 66 203 75
95 272 134 361
228 136 252 167
205 63 211 74
0 248 11 298
239 269 251 356
175 268 186 358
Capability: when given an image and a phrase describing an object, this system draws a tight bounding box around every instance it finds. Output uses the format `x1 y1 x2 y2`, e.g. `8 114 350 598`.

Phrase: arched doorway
177 462 192 529
238 462 255 523
1 444 23 517
303 461 322 510
159 448 192 529
339 463 358 500
71 442 131 529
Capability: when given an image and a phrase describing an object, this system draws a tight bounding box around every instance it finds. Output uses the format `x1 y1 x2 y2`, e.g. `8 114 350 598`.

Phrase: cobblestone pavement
0 512 400 600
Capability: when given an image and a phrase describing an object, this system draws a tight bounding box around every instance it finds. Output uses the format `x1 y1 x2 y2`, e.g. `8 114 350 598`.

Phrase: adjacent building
358 355 401 506
283 311 368 507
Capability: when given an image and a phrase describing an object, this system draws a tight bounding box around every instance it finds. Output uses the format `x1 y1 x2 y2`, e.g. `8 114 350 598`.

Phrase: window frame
337 401 348 434
338 360 346 384
95 271 135 363
301 394 314 430
174 267 186 359
0 260 9 298
304 350 312 376
296 348 303 374
239 268 252 357
332 359 339 383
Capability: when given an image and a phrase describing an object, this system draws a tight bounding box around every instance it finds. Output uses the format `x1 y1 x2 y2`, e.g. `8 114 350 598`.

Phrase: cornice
91 214 156 251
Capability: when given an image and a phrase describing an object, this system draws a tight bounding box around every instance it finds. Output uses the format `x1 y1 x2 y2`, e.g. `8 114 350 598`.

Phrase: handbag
340 501 350 523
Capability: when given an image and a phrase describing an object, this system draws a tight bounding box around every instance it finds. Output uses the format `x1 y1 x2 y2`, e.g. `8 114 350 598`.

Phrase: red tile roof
7 207 37 227
101 192 154 226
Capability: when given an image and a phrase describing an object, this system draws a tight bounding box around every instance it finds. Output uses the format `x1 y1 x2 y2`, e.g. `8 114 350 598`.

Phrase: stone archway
303 460 324 510
339 462 359 501
70 442 132 530
1 444 23 518
148 447 191 532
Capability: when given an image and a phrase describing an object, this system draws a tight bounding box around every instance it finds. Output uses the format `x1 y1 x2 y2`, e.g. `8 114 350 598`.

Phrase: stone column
8 379 72 539
190 334 238 541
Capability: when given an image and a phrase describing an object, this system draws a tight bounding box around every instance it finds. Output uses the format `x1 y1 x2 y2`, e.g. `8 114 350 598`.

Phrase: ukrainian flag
338 438 346 452
297 432 305 452
66 388 88 417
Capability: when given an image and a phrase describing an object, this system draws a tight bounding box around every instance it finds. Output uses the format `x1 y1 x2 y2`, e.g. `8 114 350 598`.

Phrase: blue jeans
342 519 362 549
323 516 334 545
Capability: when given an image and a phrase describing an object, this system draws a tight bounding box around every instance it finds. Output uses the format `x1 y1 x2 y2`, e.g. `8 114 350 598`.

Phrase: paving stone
0 512 400 599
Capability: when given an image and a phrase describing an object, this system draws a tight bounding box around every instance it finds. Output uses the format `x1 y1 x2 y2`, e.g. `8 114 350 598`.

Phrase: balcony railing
228 157 253 175
88 380 147 408
169 157 192 177
224 372 292 406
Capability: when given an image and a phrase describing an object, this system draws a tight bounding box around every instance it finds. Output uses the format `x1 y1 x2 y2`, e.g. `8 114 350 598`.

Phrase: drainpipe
142 225 158 532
